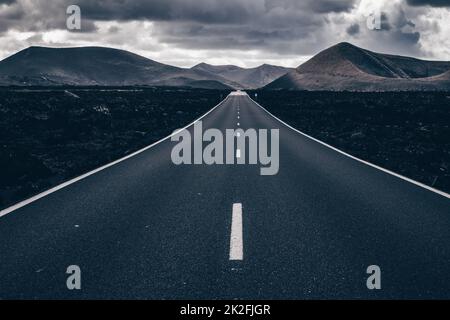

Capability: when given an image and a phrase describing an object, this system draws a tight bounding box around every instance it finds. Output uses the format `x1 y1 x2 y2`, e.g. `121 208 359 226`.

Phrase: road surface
0 92 449 299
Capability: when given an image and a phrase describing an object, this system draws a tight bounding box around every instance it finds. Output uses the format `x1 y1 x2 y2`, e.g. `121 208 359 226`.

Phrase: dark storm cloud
0 0 97 32
392 13 421 46
375 9 417 34
346 23 360 36
386 8 420 46
63 0 335 55
149 7 328 56
75 0 357 22
406 0 450 7
0 0 356 55
380 13 392 31
263 0 357 14
148 0 352 54
371 9 420 47
0 0 444 64
0 0 359 32
308 0 357 13
74 0 250 24
0 0 22 32
354 4 423 58
154 20 319 51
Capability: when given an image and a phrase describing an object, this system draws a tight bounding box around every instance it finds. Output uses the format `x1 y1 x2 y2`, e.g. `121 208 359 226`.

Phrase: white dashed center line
229 203 243 261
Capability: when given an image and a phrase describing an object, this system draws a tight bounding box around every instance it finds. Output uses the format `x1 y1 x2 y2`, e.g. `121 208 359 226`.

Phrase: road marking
237 116 240 119
229 203 243 261
237 122 240 126
236 149 241 158
0 96 233 218
249 96 450 199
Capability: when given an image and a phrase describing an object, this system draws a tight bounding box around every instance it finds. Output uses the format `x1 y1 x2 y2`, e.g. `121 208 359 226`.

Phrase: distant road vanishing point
0 91 449 299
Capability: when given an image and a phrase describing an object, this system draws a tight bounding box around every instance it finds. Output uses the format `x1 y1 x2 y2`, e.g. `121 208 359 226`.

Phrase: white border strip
0 96 230 218
229 203 243 261
249 96 450 199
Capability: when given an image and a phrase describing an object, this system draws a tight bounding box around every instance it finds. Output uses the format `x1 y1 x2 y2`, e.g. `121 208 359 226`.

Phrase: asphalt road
0 92 449 299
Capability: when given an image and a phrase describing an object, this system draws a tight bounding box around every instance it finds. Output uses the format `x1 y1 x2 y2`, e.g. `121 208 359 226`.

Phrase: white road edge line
249 96 450 199
0 96 231 218
229 203 243 261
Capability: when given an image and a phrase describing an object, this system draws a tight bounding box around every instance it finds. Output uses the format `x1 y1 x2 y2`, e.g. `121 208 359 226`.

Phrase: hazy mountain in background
266 42 450 91
0 46 291 89
191 63 293 89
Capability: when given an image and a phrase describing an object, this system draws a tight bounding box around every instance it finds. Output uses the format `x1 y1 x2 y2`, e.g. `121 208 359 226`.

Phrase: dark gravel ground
0 87 229 209
252 90 450 194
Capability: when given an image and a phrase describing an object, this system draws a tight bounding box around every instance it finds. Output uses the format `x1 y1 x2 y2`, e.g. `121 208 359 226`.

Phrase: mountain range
0 46 291 89
266 42 450 91
0 43 449 91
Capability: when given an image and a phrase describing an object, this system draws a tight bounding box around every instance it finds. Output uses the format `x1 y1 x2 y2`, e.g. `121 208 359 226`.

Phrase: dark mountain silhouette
266 42 450 91
0 46 172 86
0 46 239 88
0 46 291 89
2 43 448 91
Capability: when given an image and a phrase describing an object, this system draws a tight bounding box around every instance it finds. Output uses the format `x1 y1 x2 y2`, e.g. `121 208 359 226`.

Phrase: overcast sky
0 0 449 67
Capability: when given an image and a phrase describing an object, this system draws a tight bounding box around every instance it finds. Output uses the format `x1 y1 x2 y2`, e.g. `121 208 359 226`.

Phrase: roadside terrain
254 90 450 193
2 88 448 211
0 87 227 209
